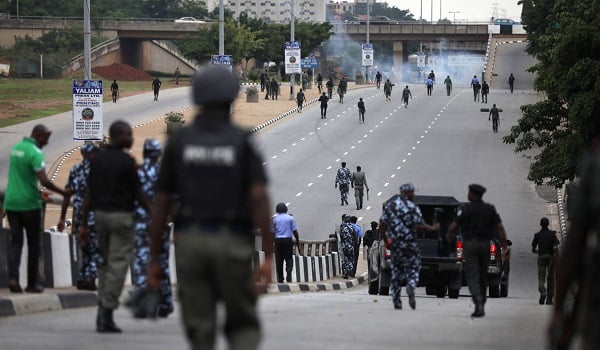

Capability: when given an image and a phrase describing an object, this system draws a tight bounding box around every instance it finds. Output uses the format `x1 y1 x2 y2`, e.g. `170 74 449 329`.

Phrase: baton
367 189 369 201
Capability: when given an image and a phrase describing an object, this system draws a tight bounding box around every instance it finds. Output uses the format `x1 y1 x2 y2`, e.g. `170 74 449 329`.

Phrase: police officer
447 184 509 318
316 72 323 93
338 77 347 103
351 166 369 210
270 78 279 100
132 139 173 317
531 217 559 305
152 77 161 101
444 75 452 96
481 80 490 103
364 221 379 249
489 104 500 133
402 85 412 108
58 143 100 291
375 71 382 89
335 162 352 206
357 98 366 123
272 203 300 283
326 77 334 99
508 73 515 93
296 88 306 113
318 92 329 119
110 80 119 103
379 183 439 310
384 79 393 101
147 65 274 350
339 214 357 279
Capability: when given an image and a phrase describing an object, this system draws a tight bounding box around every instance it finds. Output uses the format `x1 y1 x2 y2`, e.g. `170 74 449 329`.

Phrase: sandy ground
43 85 334 229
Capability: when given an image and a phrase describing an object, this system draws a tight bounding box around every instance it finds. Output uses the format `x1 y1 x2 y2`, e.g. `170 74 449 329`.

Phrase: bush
164 111 184 122
246 86 259 95
246 69 262 82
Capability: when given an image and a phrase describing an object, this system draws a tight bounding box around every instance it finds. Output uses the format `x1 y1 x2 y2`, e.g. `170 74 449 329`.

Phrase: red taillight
490 242 497 260
456 240 464 260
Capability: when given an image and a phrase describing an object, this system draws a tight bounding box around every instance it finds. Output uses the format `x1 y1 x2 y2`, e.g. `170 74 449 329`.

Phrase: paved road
0 42 553 349
0 87 192 187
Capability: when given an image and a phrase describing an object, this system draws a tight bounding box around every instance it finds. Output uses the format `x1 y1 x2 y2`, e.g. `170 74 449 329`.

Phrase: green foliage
504 0 600 186
369 5 415 21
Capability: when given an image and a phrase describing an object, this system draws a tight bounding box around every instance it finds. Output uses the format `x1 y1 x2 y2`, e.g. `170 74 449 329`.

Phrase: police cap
468 184 487 197
143 138 161 158
192 65 239 106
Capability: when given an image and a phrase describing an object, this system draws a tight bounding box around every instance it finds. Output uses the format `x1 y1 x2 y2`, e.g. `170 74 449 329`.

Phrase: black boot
539 293 546 305
97 305 122 333
546 296 553 305
471 296 485 318
407 287 416 310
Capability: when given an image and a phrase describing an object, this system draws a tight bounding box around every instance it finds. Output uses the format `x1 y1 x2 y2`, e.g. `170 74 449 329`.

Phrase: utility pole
289 0 295 100
449 11 460 23
83 0 91 80
365 0 370 83
419 0 423 52
219 0 224 55
430 0 433 23
439 0 442 21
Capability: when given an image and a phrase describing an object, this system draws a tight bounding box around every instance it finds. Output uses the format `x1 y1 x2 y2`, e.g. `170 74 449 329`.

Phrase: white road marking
292 143 297 146
351 146 356 149
377 192 382 197
282 149 288 153
391 174 396 178
324 123 329 126
421 135 425 138
317 127 321 130
385 116 389 120
263 162 267 166
296 192 303 197
364 135 368 138
435 117 438 120
380 121 384 124
425 130 429 133
309 132 314 135
318 174 323 178
402 159 407 163
412 146 416 150
389 113 393 116
375 125 379 128
428 125 432 129
327 166 332 170
272 155 278 159
437 114 441 116
342 111 346 114
366 206 371 210
358 140 362 143
358 217 363 222
307 183 313 187
343 152 348 155
408 152 412 156
397 166 401 170
335 158 340 162
301 137 306 140
384 183 389 187
417 141 421 144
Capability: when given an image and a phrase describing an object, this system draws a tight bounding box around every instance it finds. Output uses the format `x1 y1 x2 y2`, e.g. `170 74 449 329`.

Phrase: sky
385 0 523 23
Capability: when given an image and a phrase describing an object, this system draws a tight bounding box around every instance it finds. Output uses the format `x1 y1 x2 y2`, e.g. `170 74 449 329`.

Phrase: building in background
226 0 327 22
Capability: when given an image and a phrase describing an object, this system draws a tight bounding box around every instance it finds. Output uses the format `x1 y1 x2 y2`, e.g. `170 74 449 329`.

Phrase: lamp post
219 0 224 55
365 0 370 83
83 0 91 79
449 11 460 23
289 0 295 100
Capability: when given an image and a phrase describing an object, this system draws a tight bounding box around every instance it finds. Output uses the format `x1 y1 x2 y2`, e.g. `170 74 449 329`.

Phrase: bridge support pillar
393 41 404 81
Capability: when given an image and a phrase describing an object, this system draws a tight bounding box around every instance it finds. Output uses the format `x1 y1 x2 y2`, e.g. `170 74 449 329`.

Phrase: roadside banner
301 57 318 69
417 53 426 68
211 55 233 71
72 80 103 140
362 43 374 67
284 41 301 74
0 58 10 77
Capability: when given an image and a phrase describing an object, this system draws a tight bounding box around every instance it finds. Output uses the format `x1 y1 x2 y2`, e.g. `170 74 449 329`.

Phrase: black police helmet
192 65 239 106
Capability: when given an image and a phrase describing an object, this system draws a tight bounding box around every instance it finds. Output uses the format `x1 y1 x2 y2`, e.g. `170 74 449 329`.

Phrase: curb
267 273 367 294
0 291 98 317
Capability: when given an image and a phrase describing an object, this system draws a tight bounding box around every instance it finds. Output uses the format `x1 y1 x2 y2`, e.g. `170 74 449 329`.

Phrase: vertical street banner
417 53 426 68
284 41 302 74
362 43 374 67
72 80 103 140
211 55 233 71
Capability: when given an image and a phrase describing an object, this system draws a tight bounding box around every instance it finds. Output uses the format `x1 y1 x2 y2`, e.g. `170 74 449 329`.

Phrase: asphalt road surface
0 42 553 349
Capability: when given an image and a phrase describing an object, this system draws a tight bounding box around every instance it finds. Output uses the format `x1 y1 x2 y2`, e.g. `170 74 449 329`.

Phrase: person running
402 85 412 108
318 92 329 119
489 104 500 133
152 77 162 101
426 77 434 96
481 81 490 103
375 71 382 89
508 73 515 93
444 75 452 96
296 88 306 113
357 97 366 123
110 80 119 103
384 79 393 101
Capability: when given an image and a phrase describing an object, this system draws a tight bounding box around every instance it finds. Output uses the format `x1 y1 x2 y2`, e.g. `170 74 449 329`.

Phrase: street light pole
83 0 91 80
219 0 224 56
365 0 370 83
289 0 295 100
449 10 460 23
419 0 423 52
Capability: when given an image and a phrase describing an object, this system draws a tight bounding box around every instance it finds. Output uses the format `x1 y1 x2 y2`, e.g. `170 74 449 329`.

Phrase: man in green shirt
4 124 66 293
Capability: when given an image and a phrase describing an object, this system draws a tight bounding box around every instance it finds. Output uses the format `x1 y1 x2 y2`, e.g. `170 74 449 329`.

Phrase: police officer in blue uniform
132 139 173 317
147 65 274 350
447 184 509 318
379 183 439 310
58 143 100 290
272 203 300 283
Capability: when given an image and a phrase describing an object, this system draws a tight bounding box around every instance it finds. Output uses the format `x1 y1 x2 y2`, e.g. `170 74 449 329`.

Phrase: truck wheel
500 284 508 297
425 287 437 296
436 285 447 298
489 284 500 298
379 286 389 296
368 279 379 295
448 288 460 299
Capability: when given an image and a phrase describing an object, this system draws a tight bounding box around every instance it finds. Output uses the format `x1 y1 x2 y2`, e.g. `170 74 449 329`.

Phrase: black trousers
320 105 327 117
6 209 42 286
275 238 293 283
464 239 490 304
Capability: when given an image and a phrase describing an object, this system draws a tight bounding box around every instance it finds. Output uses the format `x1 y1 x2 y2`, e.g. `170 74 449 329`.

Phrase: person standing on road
489 104 500 133
270 78 279 100
375 71 382 89
531 217 559 305
260 72 266 92
402 85 412 108
384 79 393 101
338 77 347 103
481 81 490 104
471 75 480 102
317 72 323 93
147 66 274 350
152 77 162 101
428 70 435 84
335 162 352 206
447 184 509 318
326 77 334 99
379 183 439 310
79 120 150 333
110 80 119 103
131 138 174 318
349 215 363 278
174 67 181 85
318 92 329 119
508 73 515 93
364 221 379 249
58 143 100 291
357 97 366 123
426 77 434 96
444 75 452 96
351 166 369 210
339 214 357 279
296 88 306 113
272 203 300 283
4 124 68 294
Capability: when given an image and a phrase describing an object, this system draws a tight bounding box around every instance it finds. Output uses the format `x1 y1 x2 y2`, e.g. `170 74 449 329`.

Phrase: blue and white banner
284 41 302 74
211 55 233 71
72 80 103 140
301 57 318 69
362 43 374 67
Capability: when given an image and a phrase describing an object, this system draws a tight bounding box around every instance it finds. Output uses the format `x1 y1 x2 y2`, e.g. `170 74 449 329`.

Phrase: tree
369 5 415 22
503 0 600 186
